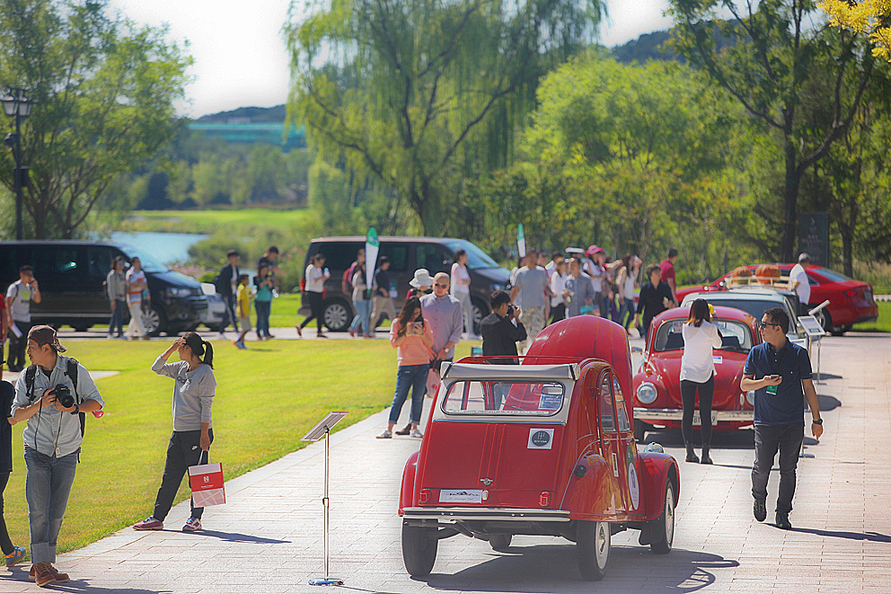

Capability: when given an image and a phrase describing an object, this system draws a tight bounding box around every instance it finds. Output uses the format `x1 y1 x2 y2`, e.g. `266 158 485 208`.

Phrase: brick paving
0 332 888 593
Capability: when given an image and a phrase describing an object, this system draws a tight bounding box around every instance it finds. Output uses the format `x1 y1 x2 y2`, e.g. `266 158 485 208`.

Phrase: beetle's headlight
746 390 755 405
637 382 658 404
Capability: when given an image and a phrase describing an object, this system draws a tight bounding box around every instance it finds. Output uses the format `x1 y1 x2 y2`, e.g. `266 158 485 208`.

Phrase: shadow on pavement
421 545 738 593
642 428 754 450
816 394 842 411
790 528 891 543
23 581 160 594
195 529 289 544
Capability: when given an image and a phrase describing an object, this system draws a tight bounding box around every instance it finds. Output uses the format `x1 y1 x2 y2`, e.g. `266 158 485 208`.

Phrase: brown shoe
394 424 411 436
47 564 69 583
32 562 65 588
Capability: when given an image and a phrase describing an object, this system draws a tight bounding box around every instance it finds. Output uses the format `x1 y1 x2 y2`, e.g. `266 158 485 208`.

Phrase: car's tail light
844 289 857 298
419 489 431 504
539 491 551 507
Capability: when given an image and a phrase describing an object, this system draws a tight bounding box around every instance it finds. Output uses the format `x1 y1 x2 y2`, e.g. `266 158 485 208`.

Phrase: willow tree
668 0 876 262
285 0 605 234
0 0 191 239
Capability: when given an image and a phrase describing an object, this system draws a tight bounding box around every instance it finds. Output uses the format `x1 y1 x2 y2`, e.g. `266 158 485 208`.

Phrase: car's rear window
445 240 500 270
813 267 854 283
653 320 753 352
441 381 566 416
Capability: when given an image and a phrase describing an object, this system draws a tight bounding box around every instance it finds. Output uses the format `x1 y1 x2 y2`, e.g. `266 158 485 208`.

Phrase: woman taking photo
680 299 722 464
297 253 330 338
134 332 215 532
377 297 433 439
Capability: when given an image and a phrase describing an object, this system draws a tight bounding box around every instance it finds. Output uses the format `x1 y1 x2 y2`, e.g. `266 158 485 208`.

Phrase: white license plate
692 411 718 426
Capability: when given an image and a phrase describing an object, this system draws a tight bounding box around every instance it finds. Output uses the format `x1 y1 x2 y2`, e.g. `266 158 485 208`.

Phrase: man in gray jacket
565 257 596 318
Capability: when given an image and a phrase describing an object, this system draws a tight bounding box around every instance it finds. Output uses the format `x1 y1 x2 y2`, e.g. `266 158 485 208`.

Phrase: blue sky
108 0 674 119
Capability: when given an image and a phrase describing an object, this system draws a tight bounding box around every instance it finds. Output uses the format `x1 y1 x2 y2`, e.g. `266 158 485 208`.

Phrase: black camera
507 304 516 316
53 385 75 408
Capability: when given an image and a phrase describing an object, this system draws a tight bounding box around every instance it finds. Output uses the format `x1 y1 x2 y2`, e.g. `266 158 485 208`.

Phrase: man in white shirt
789 253 811 315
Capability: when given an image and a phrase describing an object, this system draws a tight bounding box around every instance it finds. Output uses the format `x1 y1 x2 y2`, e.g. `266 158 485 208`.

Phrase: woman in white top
680 299 723 464
449 250 474 338
298 253 331 338
549 259 568 322
616 254 640 336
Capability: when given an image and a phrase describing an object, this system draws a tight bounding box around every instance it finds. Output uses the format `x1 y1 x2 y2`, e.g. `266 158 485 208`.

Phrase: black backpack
25 358 86 438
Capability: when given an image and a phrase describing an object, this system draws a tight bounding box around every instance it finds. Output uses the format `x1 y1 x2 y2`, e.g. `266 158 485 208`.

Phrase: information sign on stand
302 411 349 586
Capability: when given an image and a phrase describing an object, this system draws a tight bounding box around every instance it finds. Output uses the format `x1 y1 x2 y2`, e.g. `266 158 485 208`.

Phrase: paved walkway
1 333 889 593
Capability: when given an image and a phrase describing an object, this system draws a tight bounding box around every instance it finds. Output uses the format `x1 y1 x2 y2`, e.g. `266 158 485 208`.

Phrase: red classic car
675 263 878 335
399 316 680 581
632 306 760 440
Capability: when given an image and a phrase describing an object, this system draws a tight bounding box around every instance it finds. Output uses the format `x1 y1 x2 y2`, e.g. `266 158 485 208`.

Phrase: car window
441 381 565 416
654 321 685 352
119 245 168 273
654 319 753 352
88 247 115 279
599 374 616 433
33 246 83 279
812 267 853 283
611 375 631 433
379 244 409 272
312 243 361 272
444 240 500 270
416 244 452 274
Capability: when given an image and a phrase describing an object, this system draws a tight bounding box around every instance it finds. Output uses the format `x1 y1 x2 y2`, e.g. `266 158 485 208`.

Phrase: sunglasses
434 283 448 288
759 321 778 329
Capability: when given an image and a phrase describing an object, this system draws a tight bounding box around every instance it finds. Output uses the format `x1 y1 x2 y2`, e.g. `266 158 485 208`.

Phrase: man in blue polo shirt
741 307 823 530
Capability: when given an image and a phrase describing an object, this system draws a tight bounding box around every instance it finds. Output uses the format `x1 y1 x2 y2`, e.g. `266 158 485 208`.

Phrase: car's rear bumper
402 507 571 522
634 408 753 422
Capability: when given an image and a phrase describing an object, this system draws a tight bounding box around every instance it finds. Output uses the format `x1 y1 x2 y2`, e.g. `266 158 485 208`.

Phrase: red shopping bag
188 459 226 507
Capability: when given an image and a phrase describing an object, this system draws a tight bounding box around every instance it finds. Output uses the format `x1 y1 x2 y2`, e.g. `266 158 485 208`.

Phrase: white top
305 265 329 293
680 321 723 383
550 271 567 307
789 263 810 305
617 266 635 300
450 262 471 295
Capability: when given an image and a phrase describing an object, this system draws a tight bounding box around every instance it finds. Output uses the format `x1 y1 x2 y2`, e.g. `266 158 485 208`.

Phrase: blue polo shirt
744 340 812 426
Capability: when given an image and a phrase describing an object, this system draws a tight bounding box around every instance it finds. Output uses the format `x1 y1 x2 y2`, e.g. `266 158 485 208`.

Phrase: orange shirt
390 319 434 367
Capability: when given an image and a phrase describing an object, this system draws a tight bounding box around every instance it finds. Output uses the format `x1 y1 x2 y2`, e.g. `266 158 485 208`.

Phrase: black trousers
152 429 214 521
680 375 715 447
550 303 566 324
301 291 325 331
6 321 31 371
0 472 13 555
752 423 804 514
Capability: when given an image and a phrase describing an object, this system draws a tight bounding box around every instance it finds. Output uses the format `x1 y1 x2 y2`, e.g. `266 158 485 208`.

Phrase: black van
0 241 208 335
299 236 511 332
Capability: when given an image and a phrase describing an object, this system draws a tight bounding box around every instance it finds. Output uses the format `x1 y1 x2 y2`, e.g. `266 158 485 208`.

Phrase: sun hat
28 325 67 353
409 268 435 288
586 245 604 256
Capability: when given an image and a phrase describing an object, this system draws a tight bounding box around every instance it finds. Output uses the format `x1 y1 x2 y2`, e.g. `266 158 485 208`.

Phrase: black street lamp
1 87 34 240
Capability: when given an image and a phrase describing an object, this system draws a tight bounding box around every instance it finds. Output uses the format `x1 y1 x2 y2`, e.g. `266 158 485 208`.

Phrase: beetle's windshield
441 381 566 416
653 319 754 352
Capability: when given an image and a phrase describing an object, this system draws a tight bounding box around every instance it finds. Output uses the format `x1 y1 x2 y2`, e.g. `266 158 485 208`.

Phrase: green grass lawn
119 208 313 234
2 337 469 556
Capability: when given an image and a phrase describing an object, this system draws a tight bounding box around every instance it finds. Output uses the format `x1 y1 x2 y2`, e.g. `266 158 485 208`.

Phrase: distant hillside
196 104 287 124
611 30 680 63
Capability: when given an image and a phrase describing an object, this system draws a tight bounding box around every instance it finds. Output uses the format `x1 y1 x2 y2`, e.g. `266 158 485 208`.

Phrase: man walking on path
511 253 554 353
741 307 823 530
370 256 396 332
789 253 811 315
6 265 41 372
660 247 679 304
216 250 240 337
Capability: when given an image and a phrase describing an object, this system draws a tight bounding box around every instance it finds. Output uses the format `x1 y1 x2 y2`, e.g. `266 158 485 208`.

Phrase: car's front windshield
119 245 168 274
445 240 500 270
441 380 566 416
653 320 753 352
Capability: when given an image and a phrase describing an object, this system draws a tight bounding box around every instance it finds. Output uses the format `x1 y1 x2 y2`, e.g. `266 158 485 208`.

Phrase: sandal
376 430 393 439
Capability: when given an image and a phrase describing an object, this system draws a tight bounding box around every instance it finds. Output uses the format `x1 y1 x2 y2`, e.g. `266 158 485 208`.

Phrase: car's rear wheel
813 308 832 333
142 305 165 337
576 520 610 581
402 522 438 577
650 477 676 554
489 534 512 552
323 298 352 332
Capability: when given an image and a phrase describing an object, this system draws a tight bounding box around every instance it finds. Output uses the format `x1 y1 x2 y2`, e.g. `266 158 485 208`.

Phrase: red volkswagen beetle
632 306 760 440
675 263 878 334
398 316 680 581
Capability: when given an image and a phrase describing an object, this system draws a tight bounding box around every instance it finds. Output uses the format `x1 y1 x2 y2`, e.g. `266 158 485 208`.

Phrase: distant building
187 122 306 150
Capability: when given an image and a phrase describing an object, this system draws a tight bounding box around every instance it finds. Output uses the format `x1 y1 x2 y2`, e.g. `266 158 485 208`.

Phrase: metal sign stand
302 411 349 587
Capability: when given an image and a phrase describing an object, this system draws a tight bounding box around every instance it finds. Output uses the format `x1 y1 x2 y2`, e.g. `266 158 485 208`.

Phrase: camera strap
25 359 85 439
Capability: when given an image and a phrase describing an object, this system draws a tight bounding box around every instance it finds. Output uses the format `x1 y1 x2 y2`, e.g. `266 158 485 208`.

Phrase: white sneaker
410 429 424 438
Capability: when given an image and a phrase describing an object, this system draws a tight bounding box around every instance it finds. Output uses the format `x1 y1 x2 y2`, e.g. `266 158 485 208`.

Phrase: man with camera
6 265 41 372
10 326 104 587
480 291 527 365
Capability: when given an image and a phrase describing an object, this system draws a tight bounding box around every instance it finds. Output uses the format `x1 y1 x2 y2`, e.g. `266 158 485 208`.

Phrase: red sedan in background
675 264 877 335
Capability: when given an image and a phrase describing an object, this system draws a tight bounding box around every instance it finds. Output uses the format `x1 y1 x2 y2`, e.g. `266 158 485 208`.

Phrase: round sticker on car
527 428 554 449
628 462 640 509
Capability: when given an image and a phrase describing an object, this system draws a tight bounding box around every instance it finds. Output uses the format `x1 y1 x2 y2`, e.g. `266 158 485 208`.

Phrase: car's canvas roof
441 363 580 381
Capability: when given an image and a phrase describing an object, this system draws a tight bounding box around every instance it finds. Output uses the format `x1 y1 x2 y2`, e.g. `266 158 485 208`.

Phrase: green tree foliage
667 0 876 262
0 0 192 238
285 0 606 235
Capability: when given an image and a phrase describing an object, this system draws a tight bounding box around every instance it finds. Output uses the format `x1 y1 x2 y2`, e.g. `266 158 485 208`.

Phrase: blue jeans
24 447 79 563
255 300 271 337
352 300 371 335
109 299 126 336
752 423 804 514
618 298 634 329
388 364 428 425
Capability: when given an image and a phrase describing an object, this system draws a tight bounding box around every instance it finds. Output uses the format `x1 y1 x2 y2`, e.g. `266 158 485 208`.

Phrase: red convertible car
632 306 760 440
399 316 680 581
675 263 878 335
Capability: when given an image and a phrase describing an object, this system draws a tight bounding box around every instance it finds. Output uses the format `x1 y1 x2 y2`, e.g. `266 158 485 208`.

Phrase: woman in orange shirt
377 297 434 439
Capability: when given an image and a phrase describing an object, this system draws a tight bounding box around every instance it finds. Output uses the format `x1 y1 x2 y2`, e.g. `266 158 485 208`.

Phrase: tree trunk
781 141 800 263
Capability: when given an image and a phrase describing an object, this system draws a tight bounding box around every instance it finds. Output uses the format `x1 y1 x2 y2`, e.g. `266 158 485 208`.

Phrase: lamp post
1 87 34 240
